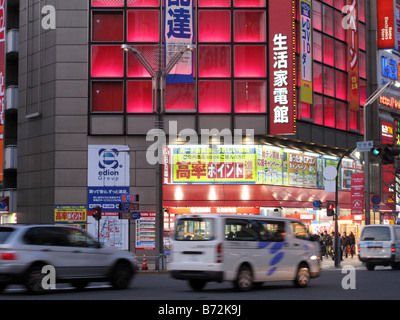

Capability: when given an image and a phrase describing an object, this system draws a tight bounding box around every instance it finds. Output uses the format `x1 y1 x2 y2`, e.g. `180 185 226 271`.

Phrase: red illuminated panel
127 0 159 6
359 79 366 106
336 101 348 130
323 36 334 66
335 41 346 70
359 0 365 22
313 1 322 30
92 81 123 112
127 81 153 113
198 0 230 6
234 46 266 77
199 81 231 113
335 70 347 100
198 45 230 77
92 12 123 42
359 23 366 50
322 5 334 36
166 84 195 110
300 102 311 119
359 51 366 78
92 0 124 7
234 11 266 42
127 46 154 77
313 95 323 125
127 10 159 42
234 81 266 113
350 110 358 130
91 45 124 77
198 11 230 42
234 0 266 7
313 63 322 93
334 12 346 41
313 31 322 62
324 97 335 128
323 66 334 97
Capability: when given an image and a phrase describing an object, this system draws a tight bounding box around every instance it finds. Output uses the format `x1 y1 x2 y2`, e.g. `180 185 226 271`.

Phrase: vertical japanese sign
164 0 194 84
348 0 359 111
377 0 396 49
269 0 296 135
0 0 5 182
351 172 364 215
300 0 313 104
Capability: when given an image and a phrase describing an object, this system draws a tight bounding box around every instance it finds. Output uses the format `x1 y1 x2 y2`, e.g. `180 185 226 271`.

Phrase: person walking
349 231 356 258
341 232 349 258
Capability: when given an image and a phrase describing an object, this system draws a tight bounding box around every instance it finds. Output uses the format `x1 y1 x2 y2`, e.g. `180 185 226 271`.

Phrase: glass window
166 83 196 111
198 10 231 42
199 81 231 113
199 0 230 6
91 45 124 78
23 227 69 246
334 11 346 41
313 94 323 125
290 222 309 240
336 101 347 130
92 0 124 7
92 12 123 42
92 81 124 112
67 228 99 248
323 66 335 97
234 0 266 7
313 62 323 93
312 0 322 31
322 5 334 36
234 45 266 77
359 51 366 78
127 46 153 78
360 79 366 106
334 0 344 11
324 97 335 127
198 45 231 77
349 109 359 130
359 0 365 22
313 31 322 62
225 219 285 242
359 23 366 50
0 227 14 244
360 226 391 241
175 218 215 241
300 102 312 119
323 36 334 66
127 80 153 113
127 0 159 6
127 10 159 42
234 81 266 113
335 40 346 70
335 70 347 100
234 11 266 42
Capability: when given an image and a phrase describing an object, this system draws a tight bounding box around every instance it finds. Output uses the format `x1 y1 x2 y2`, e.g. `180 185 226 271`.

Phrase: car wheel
188 279 206 291
71 280 88 291
110 262 133 290
25 265 46 294
366 263 375 271
234 265 253 292
294 264 310 288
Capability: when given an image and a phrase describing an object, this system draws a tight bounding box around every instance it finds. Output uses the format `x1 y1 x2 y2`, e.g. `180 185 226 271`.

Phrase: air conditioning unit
4 145 17 169
6 86 18 110
7 29 19 54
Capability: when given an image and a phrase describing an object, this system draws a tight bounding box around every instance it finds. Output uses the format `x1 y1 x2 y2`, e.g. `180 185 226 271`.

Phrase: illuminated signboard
377 0 397 49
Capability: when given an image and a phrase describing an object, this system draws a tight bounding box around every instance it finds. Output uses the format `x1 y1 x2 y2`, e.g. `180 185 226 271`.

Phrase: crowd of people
318 230 356 260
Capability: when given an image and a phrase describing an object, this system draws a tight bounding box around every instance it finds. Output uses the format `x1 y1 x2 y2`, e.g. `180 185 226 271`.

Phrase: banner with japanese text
164 0 194 84
256 146 283 185
300 0 313 104
54 205 87 224
348 0 360 111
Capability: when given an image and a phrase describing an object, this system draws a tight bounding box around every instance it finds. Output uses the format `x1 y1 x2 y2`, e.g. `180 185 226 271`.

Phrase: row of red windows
92 0 266 7
92 80 266 113
92 11 266 43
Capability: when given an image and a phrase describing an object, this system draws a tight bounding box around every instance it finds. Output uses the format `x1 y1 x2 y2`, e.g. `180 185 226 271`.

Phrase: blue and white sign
164 0 194 84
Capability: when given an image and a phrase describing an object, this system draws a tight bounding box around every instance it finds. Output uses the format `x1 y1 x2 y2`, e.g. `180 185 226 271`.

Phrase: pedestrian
341 232 349 258
320 232 326 260
349 231 356 258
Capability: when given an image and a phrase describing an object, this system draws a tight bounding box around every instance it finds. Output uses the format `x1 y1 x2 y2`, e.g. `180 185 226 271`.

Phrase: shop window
234 11 266 42
199 81 231 113
198 45 231 77
313 31 322 62
165 83 196 111
336 101 347 130
127 0 159 6
322 5 334 36
349 109 359 130
323 36 334 66
198 10 231 42
92 0 124 7
127 81 153 113
92 81 123 112
300 101 312 119
234 46 266 77
234 81 266 113
359 23 366 50
92 12 123 42
334 11 346 41
313 62 323 93
312 0 322 31
199 0 230 6
335 40 346 71
127 10 159 42
91 45 124 78
313 94 323 125
324 97 335 127
359 51 366 78
234 0 266 7
335 70 347 101
323 66 335 97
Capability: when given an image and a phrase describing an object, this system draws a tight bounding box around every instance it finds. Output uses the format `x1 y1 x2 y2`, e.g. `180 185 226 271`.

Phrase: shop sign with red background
348 0 360 111
350 172 364 214
378 0 397 49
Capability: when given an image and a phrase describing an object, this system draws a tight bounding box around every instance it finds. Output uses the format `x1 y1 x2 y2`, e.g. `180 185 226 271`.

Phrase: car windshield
360 227 391 241
0 227 14 244
175 218 214 241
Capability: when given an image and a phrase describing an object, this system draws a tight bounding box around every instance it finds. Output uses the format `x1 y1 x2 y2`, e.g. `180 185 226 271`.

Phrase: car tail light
391 243 396 253
1 252 17 260
216 243 223 263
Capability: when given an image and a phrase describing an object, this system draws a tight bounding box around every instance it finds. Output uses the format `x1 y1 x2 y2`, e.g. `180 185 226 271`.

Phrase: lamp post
121 44 195 270
362 80 400 225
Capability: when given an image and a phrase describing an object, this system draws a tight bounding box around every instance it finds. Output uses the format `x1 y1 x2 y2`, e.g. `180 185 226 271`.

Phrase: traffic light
93 206 102 220
326 201 335 217
371 144 400 165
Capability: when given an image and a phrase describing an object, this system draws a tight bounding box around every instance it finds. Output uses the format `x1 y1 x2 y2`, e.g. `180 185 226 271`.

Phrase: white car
169 214 321 291
0 224 136 293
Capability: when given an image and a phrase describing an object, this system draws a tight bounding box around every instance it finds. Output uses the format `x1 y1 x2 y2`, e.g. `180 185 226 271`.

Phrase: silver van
358 224 400 270
0 224 136 293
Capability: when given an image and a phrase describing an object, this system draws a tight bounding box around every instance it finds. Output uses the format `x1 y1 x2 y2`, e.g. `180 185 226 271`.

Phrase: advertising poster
377 0 396 49
256 146 283 185
303 153 317 187
136 212 156 250
348 0 360 111
287 152 304 186
300 0 313 104
54 205 87 224
350 172 364 215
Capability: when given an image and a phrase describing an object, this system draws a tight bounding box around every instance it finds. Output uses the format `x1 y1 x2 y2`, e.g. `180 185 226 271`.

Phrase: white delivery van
169 214 321 291
358 224 400 270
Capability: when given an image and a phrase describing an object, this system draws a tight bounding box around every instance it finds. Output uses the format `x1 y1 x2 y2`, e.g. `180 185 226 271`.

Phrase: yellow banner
54 205 87 223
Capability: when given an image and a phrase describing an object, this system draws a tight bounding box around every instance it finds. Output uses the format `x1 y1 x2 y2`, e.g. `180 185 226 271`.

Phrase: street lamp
121 43 196 270
362 80 400 225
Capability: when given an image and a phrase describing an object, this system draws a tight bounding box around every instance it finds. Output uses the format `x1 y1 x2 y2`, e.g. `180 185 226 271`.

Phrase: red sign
378 0 396 49
351 172 364 215
348 0 360 111
268 0 296 135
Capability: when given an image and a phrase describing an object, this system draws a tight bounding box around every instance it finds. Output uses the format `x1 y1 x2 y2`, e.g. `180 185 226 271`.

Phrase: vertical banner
348 0 360 111
164 0 194 84
269 0 296 135
351 172 364 215
377 0 396 49
300 0 313 104
0 0 5 182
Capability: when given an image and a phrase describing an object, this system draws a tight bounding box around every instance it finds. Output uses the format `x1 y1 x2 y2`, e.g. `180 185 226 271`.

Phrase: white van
358 224 400 270
169 214 321 291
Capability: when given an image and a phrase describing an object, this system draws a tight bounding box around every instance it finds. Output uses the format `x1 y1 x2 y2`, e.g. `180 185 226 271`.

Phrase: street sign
120 194 139 202
119 211 141 220
371 194 381 205
356 140 373 152
312 200 322 210
119 201 140 211
131 211 141 220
